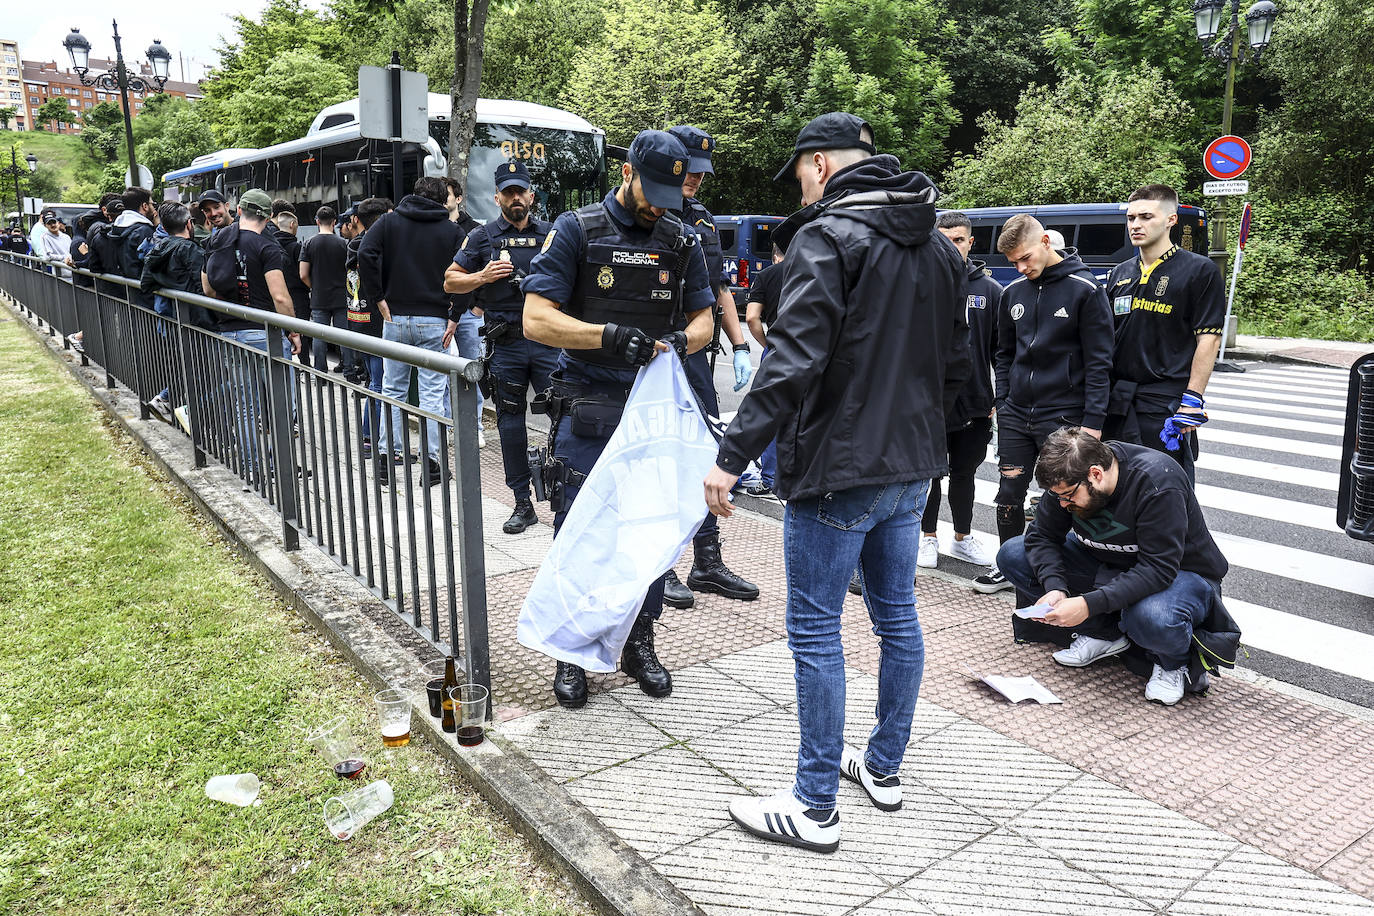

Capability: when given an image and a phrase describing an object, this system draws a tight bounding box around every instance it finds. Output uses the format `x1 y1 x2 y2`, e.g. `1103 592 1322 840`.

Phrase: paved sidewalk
474 446 1374 914
1231 334 1371 369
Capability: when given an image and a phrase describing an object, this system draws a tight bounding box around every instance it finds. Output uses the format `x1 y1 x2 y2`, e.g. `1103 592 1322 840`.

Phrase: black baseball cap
41 209 57 223
667 126 715 174
495 159 531 191
339 204 357 221
628 130 690 209
773 112 876 183
196 189 227 209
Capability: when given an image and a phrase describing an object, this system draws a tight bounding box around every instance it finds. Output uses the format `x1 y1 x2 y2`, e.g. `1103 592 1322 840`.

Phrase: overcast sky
7 0 324 83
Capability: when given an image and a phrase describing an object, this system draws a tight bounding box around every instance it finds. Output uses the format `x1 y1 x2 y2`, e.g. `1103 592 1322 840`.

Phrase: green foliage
80 101 124 162
565 0 754 149
796 0 956 171
0 131 106 209
136 101 217 195
480 0 606 107
1234 236 1374 342
213 49 354 149
37 97 73 131
0 107 16 130
941 68 1192 206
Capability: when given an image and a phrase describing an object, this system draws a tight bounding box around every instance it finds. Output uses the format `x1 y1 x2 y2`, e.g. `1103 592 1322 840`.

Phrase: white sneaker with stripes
729 789 840 853
840 744 902 811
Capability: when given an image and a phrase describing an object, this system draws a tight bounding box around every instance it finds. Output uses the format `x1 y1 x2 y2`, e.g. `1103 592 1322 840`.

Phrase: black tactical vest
472 219 552 318
565 204 693 367
680 197 725 291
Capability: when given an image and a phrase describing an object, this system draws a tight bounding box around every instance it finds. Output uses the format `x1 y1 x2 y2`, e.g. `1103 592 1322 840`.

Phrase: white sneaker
477 428 487 448
1052 634 1130 668
950 535 992 566
1145 664 1187 705
971 566 1014 594
840 745 902 811
729 789 840 853
917 535 939 568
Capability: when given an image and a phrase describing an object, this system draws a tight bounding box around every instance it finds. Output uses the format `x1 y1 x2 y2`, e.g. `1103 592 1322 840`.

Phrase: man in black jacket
358 177 463 486
272 210 314 366
998 428 1230 705
705 113 969 853
916 211 1001 575
977 214 1114 594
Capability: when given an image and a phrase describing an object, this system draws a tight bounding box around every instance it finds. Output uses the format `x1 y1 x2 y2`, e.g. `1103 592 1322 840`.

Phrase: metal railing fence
0 251 492 700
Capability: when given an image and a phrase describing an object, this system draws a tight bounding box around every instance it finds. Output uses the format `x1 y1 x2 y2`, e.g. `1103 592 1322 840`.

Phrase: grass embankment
0 314 590 915
0 130 99 202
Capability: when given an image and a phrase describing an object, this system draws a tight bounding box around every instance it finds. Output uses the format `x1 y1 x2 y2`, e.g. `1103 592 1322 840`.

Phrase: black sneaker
744 482 775 498
971 566 1014 594
423 457 445 487
503 500 538 534
848 569 862 596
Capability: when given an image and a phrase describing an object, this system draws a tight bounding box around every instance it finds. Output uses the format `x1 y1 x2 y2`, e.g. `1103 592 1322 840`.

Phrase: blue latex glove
732 349 753 391
1159 391 1208 451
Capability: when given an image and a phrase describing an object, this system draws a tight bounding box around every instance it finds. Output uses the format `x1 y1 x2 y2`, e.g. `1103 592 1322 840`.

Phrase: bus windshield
433 122 606 222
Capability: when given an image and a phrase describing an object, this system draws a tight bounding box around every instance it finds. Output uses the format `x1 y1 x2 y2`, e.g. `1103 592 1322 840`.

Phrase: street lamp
62 21 172 190
3 147 38 226
1191 0 1280 258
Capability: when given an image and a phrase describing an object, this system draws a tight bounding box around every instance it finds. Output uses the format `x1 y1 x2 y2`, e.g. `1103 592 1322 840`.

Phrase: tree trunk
448 0 492 199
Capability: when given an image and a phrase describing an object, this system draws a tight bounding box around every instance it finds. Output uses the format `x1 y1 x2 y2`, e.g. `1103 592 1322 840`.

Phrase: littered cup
204 773 260 806
323 779 394 840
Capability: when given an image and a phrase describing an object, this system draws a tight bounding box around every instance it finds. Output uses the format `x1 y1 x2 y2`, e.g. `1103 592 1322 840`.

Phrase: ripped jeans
994 403 1079 543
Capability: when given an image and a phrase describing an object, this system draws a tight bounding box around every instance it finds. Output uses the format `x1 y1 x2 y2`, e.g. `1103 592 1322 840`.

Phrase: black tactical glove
602 322 656 367
661 331 688 360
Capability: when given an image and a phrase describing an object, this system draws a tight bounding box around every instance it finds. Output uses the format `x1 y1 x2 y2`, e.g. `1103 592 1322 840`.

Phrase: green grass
0 130 100 201
0 314 592 916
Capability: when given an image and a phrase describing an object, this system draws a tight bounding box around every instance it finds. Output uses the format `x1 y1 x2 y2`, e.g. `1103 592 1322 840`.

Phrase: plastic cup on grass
204 773 260 806
323 779 394 840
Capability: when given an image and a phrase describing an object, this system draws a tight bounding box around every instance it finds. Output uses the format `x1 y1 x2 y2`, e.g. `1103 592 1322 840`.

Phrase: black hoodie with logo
716 155 970 500
994 251 1114 430
356 194 463 319
947 258 1002 431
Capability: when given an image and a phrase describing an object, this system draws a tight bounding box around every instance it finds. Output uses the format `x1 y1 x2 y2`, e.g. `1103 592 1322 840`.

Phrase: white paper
965 666 1063 705
1014 604 1053 619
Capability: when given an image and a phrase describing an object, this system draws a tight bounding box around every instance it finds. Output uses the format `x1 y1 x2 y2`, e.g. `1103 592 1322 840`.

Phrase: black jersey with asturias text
1106 245 1225 390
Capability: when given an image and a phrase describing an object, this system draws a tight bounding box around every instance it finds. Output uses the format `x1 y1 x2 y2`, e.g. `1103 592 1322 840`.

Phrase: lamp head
1246 0 1278 52
25 153 38 173
63 28 91 73
146 40 171 83
1192 0 1225 43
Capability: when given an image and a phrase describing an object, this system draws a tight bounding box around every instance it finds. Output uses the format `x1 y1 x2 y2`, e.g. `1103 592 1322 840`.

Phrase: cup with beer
305 716 367 780
374 687 414 748
323 779 394 840
451 683 489 747
419 658 448 719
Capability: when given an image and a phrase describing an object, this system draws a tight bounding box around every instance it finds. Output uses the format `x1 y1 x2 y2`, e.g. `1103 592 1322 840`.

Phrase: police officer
444 161 559 533
523 129 718 708
661 124 759 609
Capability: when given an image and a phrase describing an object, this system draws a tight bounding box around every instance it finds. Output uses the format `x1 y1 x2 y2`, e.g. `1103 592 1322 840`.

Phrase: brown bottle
440 655 458 733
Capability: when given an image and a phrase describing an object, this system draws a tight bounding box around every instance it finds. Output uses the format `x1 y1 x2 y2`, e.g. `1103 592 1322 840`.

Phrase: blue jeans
311 308 354 373
380 316 447 462
454 311 484 424
358 353 384 441
757 347 778 487
221 328 273 474
997 535 1214 669
785 479 930 810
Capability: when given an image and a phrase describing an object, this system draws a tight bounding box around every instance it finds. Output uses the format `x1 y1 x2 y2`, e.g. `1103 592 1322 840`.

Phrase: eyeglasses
1049 481 1085 504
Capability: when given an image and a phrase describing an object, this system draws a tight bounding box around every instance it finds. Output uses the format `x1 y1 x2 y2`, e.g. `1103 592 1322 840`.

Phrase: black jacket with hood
140 233 215 329
994 250 1114 430
357 194 462 319
272 227 312 318
716 155 970 501
947 258 1002 431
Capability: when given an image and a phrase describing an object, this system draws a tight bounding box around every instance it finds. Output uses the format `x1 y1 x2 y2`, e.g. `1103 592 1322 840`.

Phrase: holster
482 320 523 347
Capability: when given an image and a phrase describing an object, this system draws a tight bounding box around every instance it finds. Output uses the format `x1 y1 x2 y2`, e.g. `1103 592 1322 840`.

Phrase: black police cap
667 126 715 175
774 112 876 183
628 130 690 209
495 159 532 191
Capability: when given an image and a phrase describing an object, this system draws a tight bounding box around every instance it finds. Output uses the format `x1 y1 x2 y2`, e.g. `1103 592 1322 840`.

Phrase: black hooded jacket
947 258 1002 430
272 227 312 318
994 251 1114 430
357 195 462 319
717 155 970 500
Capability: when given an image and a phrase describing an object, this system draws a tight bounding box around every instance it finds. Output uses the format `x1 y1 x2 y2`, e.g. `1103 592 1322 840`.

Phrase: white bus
162 95 607 228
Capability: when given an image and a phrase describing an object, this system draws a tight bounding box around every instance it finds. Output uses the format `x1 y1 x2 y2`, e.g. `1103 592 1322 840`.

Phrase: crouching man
997 427 1237 705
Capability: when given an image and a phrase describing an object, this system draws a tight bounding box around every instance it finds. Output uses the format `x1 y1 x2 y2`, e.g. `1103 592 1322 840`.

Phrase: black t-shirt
302 231 349 312
1023 442 1228 616
1106 246 1225 391
212 225 287 332
345 235 384 337
747 262 785 329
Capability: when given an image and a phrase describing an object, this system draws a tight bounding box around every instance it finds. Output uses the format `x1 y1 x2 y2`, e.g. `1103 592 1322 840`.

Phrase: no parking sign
1204 135 1252 180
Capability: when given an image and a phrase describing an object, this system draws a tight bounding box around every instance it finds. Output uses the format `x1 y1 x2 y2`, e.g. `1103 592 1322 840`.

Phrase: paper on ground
966 666 1063 704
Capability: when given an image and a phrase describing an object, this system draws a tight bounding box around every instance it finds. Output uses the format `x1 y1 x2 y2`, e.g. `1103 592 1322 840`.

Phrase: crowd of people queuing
5 112 1241 856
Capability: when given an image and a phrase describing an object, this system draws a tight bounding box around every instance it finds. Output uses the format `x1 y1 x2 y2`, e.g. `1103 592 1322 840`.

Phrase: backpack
204 225 250 306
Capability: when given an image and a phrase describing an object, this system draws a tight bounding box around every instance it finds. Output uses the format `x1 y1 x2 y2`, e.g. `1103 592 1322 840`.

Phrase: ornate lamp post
1191 0 1279 256
62 22 172 189
2 147 38 225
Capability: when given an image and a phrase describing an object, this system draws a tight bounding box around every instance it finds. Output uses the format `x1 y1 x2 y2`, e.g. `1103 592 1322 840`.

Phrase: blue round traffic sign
1204 135 1252 180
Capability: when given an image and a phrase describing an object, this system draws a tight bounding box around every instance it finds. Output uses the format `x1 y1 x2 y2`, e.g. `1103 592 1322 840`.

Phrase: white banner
517 354 717 672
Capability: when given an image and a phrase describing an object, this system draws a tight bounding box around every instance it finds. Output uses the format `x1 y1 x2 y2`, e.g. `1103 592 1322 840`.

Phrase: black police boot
503 499 539 534
553 661 587 709
687 537 760 600
620 616 672 698
662 569 695 609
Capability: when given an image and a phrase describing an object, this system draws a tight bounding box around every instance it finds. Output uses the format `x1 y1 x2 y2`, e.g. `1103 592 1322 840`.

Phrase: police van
715 214 783 316
955 202 1210 286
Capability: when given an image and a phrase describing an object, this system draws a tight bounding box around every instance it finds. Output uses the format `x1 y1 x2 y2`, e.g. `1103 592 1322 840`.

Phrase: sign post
1215 201 1252 373
358 54 430 207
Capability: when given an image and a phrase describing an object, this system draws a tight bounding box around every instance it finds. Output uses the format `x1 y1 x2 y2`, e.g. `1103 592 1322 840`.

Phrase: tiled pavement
474 429 1374 914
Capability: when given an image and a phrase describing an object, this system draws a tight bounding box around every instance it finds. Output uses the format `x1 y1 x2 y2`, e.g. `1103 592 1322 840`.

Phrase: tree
941 67 1192 206
80 101 124 161
566 0 755 149
479 0 605 108
214 50 353 148
37 97 72 131
135 99 216 195
0 106 16 130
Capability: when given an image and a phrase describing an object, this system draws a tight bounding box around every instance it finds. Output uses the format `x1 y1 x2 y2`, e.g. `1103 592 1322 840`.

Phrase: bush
1233 235 1374 341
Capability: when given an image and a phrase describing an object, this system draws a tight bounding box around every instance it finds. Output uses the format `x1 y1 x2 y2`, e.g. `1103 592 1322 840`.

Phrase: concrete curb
1 297 704 916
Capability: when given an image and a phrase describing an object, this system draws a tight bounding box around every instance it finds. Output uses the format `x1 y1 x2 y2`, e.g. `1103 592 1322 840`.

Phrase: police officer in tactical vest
523 130 718 708
660 124 760 609
444 160 559 533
